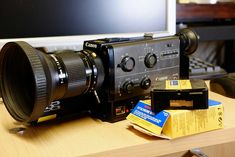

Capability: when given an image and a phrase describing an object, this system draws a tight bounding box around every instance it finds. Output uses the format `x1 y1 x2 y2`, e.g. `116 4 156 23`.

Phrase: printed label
127 101 169 134
165 80 192 90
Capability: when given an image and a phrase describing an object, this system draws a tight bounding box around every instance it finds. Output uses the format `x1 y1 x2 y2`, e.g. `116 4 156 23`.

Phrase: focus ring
17 41 49 122
1 41 49 122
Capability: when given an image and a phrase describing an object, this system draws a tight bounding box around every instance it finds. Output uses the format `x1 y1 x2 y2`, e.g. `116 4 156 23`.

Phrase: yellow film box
126 99 223 139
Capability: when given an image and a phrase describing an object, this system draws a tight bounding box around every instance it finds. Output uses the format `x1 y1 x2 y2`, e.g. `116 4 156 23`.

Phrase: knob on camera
144 53 157 68
119 56 135 72
122 81 134 93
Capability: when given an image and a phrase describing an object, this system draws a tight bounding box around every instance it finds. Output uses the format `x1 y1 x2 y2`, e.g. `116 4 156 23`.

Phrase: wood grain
0 82 235 157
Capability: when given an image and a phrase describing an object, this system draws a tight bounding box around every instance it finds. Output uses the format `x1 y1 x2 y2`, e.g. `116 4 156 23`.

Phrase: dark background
0 0 166 38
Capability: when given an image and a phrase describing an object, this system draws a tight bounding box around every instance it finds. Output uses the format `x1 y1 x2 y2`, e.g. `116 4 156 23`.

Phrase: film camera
0 29 198 124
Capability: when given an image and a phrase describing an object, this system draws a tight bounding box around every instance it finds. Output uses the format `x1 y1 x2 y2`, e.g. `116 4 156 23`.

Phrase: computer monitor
0 0 176 50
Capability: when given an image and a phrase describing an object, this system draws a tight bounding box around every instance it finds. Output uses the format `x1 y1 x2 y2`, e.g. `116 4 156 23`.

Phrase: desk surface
1 85 235 157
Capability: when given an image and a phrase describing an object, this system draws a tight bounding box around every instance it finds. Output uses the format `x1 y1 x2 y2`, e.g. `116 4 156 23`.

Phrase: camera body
55 36 187 122
0 29 198 124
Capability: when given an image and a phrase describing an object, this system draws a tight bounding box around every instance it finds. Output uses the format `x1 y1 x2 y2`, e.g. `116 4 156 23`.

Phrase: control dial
122 81 134 93
140 77 151 89
119 56 135 72
145 53 157 68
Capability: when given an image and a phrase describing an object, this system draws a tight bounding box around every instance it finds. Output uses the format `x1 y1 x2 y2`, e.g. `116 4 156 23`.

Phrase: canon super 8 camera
0 29 198 124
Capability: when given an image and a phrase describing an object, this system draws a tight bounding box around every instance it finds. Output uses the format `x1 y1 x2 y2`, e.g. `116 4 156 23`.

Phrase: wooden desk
1 88 235 157
176 3 235 41
177 3 235 23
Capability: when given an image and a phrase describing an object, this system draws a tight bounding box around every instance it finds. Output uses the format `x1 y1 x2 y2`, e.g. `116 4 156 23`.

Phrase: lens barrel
0 41 104 123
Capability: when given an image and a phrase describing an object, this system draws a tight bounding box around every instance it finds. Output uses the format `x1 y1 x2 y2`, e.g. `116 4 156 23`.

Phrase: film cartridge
151 79 208 113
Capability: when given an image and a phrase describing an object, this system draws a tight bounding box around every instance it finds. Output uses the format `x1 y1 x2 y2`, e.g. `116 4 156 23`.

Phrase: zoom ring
56 51 88 98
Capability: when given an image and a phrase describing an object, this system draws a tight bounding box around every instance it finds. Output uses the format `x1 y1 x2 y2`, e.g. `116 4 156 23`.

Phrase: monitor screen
0 0 176 49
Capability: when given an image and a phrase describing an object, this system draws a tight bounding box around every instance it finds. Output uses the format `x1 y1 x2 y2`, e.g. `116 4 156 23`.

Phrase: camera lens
0 41 104 123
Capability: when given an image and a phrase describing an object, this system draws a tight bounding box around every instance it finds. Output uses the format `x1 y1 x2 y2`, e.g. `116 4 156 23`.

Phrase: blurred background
177 0 235 73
